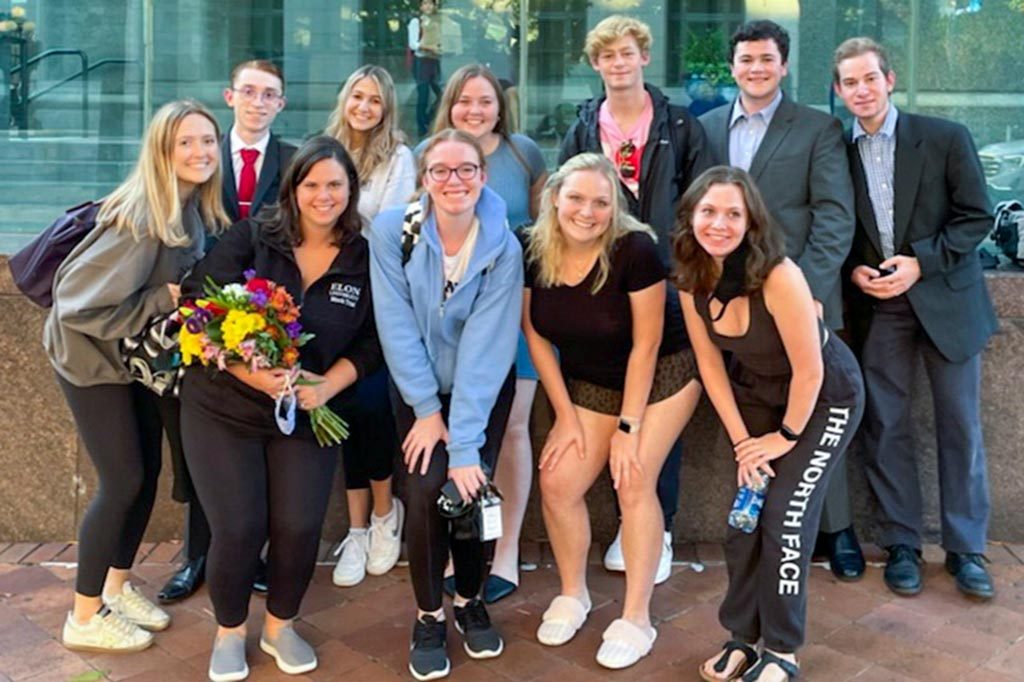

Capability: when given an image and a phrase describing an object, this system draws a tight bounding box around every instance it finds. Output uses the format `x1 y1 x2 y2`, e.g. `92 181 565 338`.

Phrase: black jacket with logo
558 83 712 268
181 219 382 435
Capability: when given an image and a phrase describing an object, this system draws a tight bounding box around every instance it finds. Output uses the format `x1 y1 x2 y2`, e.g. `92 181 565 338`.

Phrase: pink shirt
598 93 653 197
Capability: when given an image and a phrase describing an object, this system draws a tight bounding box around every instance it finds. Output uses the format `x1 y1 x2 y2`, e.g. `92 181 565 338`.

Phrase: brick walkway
2 541 1023 681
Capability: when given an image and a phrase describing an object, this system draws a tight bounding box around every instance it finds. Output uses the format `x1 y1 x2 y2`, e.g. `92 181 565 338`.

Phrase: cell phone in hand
875 265 896 277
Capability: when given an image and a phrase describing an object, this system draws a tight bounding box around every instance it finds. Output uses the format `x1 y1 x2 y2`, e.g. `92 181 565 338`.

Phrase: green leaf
68 671 108 682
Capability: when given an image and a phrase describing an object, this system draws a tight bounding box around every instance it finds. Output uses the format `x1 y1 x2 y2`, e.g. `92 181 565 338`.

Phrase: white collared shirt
728 90 783 172
230 126 271 191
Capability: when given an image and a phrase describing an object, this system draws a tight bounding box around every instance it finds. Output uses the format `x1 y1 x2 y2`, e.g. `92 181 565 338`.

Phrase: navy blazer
220 131 297 223
700 96 855 330
845 111 997 363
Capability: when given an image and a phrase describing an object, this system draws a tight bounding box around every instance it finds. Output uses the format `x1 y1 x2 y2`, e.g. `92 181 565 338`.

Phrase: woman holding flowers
45 99 228 654
179 136 381 682
369 129 522 681
324 64 415 589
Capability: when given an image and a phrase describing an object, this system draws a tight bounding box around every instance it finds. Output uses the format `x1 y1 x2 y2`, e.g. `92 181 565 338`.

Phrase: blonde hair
832 36 892 84
526 153 653 294
325 65 406 184
584 15 653 64
98 99 228 247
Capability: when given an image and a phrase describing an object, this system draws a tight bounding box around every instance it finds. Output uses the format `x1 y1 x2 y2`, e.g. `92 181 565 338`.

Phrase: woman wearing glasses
423 62 548 605
522 153 702 669
324 65 416 589
369 129 522 681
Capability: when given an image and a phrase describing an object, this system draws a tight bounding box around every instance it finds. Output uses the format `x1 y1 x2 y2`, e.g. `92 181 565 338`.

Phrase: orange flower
282 346 300 367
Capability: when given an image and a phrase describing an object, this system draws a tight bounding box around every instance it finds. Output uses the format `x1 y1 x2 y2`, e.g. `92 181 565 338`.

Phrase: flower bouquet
178 269 349 446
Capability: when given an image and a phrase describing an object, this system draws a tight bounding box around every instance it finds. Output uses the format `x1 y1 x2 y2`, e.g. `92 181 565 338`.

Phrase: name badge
480 497 503 541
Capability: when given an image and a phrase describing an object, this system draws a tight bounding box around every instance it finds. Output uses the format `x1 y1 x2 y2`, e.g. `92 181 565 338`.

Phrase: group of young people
42 13 996 682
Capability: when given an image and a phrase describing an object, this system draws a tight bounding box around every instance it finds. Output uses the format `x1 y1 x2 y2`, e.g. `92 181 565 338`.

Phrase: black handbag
120 311 184 397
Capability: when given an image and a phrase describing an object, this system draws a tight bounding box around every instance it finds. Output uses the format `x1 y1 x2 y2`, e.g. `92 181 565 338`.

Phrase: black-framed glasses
427 163 480 183
616 140 638 179
232 86 283 105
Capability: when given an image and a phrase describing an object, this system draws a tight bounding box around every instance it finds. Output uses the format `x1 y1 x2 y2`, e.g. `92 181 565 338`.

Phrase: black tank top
695 289 823 379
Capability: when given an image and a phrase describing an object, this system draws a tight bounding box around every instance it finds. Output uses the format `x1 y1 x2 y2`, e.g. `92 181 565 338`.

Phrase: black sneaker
453 598 504 659
409 615 450 681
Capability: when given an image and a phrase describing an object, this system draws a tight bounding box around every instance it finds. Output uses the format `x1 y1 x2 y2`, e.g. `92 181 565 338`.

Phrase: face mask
711 239 751 307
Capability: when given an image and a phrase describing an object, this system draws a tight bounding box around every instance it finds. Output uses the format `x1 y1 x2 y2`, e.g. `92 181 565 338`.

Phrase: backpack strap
401 201 425 267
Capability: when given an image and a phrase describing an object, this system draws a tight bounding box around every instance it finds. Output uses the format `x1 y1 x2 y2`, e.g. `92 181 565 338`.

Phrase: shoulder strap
401 201 425 266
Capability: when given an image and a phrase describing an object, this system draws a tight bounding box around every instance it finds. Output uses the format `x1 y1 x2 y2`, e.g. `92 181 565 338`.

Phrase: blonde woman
421 62 548 603
45 99 228 653
325 65 415 589
522 153 701 669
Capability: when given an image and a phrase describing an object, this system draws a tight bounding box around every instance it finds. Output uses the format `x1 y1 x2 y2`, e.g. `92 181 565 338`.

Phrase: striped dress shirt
853 105 899 259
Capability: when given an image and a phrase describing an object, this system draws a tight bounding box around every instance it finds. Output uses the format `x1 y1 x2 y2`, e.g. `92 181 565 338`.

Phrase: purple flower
185 316 205 334
250 290 269 307
244 268 257 281
286 322 303 339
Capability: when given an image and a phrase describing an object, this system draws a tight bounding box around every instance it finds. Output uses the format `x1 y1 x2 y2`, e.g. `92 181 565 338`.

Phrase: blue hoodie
369 186 523 468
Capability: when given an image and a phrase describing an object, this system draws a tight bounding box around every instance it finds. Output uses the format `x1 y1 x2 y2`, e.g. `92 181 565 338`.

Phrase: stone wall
1 256 1021 544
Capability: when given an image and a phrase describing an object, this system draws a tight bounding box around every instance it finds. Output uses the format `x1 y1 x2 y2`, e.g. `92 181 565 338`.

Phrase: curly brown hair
671 166 785 296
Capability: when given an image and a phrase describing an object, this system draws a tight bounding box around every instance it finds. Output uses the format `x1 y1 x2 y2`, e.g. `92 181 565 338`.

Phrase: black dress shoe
252 558 269 596
945 552 994 600
826 527 866 582
158 556 205 604
884 544 923 596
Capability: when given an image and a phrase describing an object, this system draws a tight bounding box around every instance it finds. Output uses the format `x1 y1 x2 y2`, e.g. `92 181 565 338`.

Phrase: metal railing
7 47 137 132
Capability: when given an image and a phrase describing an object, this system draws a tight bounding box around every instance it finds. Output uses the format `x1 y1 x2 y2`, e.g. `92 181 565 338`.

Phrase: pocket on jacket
944 254 982 291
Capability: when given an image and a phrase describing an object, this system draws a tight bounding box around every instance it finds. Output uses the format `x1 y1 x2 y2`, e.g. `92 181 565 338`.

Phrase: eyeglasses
427 163 480 183
232 86 283 105
616 140 638 179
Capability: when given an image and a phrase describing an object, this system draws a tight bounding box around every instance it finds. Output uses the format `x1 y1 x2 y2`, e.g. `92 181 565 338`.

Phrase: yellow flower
222 310 266 351
179 327 204 366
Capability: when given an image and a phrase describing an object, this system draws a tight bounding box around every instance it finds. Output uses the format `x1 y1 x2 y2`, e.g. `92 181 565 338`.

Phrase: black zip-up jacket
181 219 382 435
559 83 713 268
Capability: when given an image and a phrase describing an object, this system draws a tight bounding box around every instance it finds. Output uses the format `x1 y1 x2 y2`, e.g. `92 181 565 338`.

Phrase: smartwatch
779 424 801 442
618 416 641 434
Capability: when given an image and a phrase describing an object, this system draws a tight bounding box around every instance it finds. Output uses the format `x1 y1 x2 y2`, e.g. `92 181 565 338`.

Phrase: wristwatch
618 416 641 434
779 424 801 442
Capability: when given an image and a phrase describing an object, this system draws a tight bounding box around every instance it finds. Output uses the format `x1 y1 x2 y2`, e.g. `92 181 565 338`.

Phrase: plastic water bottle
728 472 770 533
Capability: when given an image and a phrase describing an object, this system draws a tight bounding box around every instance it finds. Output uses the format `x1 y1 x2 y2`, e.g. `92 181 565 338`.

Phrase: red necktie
237 148 260 219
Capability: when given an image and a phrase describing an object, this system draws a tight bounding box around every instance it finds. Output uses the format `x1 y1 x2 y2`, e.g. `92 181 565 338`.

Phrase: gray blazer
700 96 855 329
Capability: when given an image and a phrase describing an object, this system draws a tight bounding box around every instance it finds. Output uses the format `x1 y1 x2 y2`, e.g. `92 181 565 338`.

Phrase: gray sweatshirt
43 201 205 387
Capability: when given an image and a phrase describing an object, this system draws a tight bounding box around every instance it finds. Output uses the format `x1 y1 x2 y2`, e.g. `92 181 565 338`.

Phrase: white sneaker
367 497 405 576
655 531 673 585
62 606 154 653
604 525 625 572
103 581 170 631
332 529 369 587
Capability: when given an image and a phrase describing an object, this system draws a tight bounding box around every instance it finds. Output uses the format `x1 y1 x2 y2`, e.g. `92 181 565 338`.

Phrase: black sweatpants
343 367 398 490
57 376 163 597
719 339 864 652
180 400 337 628
394 369 516 612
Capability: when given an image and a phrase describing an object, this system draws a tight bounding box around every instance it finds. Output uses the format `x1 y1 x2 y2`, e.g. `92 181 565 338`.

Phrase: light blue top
728 90 784 171
852 105 899 259
368 186 523 468
415 133 547 231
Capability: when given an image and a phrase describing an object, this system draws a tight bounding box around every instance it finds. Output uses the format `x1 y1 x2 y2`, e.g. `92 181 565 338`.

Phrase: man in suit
699 20 864 580
157 59 295 604
834 37 995 600
559 15 712 585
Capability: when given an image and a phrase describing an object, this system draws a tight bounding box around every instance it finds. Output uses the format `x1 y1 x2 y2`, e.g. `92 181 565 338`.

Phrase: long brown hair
255 136 362 246
671 166 785 295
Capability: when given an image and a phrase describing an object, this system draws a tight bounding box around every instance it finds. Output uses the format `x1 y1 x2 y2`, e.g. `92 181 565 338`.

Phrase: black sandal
741 651 800 681
700 640 758 681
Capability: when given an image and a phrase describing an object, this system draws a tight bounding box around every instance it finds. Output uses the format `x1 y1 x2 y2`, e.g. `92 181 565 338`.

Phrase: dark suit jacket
221 131 297 224
845 112 996 363
700 96 855 329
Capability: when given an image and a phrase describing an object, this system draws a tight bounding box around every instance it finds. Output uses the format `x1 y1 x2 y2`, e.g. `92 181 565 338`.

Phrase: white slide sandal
536 594 591 646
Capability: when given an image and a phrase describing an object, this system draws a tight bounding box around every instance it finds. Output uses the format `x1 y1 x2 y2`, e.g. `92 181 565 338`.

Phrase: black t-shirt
526 230 687 390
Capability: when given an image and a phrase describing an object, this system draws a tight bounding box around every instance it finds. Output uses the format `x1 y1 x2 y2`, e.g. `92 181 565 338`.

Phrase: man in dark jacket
158 59 296 605
835 37 995 600
559 14 711 585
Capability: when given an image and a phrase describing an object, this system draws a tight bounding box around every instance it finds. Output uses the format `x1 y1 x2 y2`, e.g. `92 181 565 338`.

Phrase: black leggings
343 367 398 490
180 403 337 628
395 369 515 612
57 376 163 597
154 396 211 561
